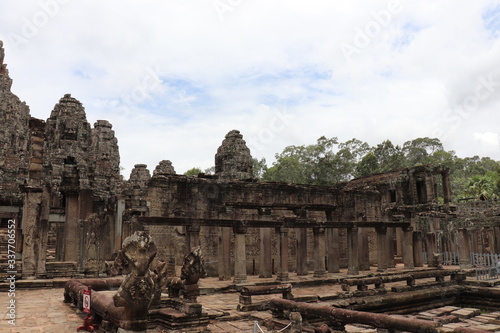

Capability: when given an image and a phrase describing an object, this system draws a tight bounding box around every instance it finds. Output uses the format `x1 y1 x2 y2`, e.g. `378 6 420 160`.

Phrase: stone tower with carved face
0 41 31 203
215 129 253 180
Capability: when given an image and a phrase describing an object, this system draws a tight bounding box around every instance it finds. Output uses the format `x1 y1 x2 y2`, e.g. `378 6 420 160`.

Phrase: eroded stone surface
153 160 175 177
129 164 151 188
0 40 30 204
91 120 121 203
215 129 253 180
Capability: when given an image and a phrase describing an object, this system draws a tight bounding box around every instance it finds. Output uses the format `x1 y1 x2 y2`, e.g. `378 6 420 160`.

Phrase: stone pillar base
233 275 248 284
459 262 472 269
313 270 327 278
276 273 289 281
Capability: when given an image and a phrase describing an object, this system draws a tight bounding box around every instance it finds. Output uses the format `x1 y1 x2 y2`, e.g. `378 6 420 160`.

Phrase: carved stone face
129 277 152 300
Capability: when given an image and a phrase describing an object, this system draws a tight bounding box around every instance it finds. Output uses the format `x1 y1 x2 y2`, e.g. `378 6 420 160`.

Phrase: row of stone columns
208 224 422 284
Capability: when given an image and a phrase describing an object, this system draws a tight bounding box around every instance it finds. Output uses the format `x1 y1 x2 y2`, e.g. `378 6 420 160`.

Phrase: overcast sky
1 1 500 178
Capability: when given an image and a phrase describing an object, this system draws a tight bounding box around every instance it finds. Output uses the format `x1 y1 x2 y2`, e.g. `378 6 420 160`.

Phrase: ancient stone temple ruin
3 40 500 332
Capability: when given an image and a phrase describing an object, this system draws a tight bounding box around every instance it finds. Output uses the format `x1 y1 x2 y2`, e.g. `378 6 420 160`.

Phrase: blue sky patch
391 23 424 50
72 62 106 80
483 5 500 38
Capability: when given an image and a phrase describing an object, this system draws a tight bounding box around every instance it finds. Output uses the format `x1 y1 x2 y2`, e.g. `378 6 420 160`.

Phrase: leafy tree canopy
184 167 202 176
187 136 500 201
261 136 500 200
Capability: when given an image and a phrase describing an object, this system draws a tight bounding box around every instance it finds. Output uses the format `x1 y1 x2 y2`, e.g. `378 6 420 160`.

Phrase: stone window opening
416 178 427 204
388 190 396 203
64 156 76 165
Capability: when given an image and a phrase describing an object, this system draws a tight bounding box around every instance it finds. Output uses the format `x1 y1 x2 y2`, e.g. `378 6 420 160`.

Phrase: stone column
258 208 273 278
396 227 403 257
313 227 327 278
387 228 396 268
486 228 495 253
377 227 388 272
63 192 79 262
276 227 289 281
36 187 50 278
403 227 414 269
36 219 49 278
458 228 472 269
327 228 340 273
427 232 440 267
469 230 478 253
21 187 43 279
442 172 452 204
55 224 65 261
218 227 231 280
233 224 247 284
347 227 359 275
79 189 94 220
76 189 93 275
260 228 272 278
114 197 126 253
326 211 340 273
296 228 308 276
358 228 370 271
413 231 424 267
187 223 201 250
495 227 500 254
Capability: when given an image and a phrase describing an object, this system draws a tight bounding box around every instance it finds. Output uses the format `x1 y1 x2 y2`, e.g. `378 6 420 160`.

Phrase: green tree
337 138 371 179
260 135 500 200
263 136 340 185
402 137 443 166
252 158 268 179
464 173 499 200
373 140 406 172
184 167 202 176
355 151 379 177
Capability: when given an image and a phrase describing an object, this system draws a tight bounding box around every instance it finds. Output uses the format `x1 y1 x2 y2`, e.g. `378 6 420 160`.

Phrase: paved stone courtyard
3 265 500 332
0 274 345 333
0 267 379 332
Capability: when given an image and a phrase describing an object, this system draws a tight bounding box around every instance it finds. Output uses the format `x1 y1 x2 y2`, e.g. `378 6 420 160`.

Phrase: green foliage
463 172 499 200
263 136 357 185
355 151 379 177
373 140 406 172
252 158 268 179
402 137 444 166
260 135 500 201
184 167 202 176
187 135 500 201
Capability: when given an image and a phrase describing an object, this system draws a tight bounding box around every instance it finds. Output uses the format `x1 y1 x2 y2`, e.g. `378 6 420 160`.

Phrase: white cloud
1 0 500 177
474 132 499 147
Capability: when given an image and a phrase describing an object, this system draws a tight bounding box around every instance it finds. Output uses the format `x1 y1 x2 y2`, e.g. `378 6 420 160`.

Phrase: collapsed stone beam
269 299 490 333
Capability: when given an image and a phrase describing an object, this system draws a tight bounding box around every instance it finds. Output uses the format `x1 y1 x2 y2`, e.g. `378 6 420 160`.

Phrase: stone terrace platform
2 265 498 333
